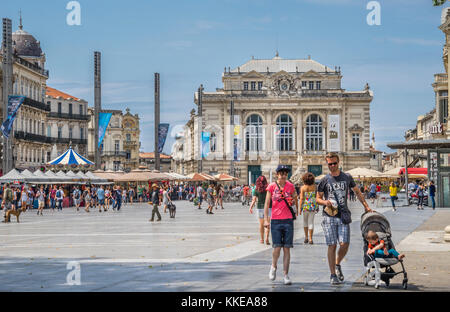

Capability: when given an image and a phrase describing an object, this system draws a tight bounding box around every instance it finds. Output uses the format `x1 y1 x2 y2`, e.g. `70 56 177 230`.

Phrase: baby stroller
361 211 408 289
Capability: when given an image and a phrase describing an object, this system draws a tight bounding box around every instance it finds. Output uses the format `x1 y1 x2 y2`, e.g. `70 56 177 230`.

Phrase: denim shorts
257 208 271 219
271 219 294 248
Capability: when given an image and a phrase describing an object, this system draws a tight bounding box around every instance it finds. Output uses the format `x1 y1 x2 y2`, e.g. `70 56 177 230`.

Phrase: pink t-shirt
266 181 295 220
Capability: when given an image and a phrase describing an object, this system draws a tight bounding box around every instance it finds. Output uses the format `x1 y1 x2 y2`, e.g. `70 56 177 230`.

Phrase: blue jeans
390 196 396 208
430 195 435 209
374 248 399 258
115 199 122 210
271 219 294 248
50 198 56 209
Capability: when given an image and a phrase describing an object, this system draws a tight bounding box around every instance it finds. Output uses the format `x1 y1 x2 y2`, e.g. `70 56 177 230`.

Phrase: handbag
275 182 296 220
328 174 352 224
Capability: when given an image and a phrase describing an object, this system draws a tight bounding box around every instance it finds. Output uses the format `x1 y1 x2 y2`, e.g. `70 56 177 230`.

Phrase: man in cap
149 183 162 222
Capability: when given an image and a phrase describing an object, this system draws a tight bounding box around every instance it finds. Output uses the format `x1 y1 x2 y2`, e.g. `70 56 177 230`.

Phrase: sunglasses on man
327 162 338 167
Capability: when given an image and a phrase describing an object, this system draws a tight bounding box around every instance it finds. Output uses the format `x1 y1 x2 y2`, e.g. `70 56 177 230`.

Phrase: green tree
433 0 447 6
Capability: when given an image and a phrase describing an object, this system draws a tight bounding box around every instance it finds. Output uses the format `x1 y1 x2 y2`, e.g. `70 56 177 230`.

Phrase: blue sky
2 0 447 154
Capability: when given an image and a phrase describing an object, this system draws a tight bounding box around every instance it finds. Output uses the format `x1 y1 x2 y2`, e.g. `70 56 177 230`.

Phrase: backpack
56 190 62 198
75 190 80 199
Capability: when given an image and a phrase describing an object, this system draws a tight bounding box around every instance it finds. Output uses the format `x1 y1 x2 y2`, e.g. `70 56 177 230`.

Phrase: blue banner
201 132 210 158
158 123 170 153
98 112 112 148
1 96 26 139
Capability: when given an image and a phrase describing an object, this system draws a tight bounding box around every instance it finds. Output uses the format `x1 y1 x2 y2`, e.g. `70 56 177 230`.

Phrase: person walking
36 186 46 215
264 165 298 286
196 184 204 209
20 186 28 212
97 185 106 212
216 184 224 210
105 186 111 210
73 186 81 212
2 184 15 221
149 184 162 222
369 182 377 204
317 153 372 286
49 186 56 211
83 187 91 212
56 186 64 211
299 172 319 245
416 182 425 210
389 182 398 211
249 175 271 245
206 184 215 214
429 180 436 210
162 186 171 213
115 186 123 211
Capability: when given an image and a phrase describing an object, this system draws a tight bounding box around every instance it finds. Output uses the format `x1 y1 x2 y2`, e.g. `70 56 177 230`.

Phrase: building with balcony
87 108 140 171
0 19 51 171
45 86 89 160
172 54 373 184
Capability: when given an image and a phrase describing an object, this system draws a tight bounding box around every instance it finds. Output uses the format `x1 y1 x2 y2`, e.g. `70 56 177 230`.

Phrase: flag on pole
98 112 112 147
201 131 210 158
158 123 170 153
1 96 26 139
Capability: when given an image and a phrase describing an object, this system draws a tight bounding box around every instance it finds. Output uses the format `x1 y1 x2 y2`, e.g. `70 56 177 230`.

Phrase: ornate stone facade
173 55 373 184
87 108 140 172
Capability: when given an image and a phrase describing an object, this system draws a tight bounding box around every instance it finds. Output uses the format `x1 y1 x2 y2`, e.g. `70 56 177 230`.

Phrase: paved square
0 200 437 291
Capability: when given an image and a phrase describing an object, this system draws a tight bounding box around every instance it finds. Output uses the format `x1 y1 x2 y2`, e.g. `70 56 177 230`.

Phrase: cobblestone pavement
0 200 444 291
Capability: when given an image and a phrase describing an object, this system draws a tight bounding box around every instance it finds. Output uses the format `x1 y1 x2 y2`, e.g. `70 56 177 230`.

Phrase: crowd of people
0 157 425 287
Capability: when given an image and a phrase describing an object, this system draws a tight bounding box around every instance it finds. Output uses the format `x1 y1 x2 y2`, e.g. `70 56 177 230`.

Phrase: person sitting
366 230 405 260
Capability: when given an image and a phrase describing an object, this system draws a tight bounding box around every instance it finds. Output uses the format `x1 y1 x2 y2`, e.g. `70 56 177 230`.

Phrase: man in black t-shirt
317 152 371 286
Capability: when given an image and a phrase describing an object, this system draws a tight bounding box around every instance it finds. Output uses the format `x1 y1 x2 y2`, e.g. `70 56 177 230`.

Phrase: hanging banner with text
98 112 112 148
158 123 170 153
1 95 26 139
328 114 340 152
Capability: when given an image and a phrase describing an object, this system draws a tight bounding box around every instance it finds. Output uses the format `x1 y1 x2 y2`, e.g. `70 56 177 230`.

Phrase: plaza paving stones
0 200 437 291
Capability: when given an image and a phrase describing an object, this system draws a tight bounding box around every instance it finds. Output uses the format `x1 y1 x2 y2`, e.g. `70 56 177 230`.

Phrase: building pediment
349 123 364 132
270 70 292 79
241 70 265 79
301 70 323 79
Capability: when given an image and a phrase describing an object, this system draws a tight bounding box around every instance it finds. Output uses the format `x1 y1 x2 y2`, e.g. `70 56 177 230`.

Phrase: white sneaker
283 274 292 285
269 266 276 281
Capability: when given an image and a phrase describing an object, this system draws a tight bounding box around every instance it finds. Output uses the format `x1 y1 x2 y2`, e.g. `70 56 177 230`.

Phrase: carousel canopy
48 147 94 166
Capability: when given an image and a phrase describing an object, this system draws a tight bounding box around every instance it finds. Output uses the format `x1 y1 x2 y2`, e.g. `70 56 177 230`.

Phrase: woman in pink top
264 165 298 286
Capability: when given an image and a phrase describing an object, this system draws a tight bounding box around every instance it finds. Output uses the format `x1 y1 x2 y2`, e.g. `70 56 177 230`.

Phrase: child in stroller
366 230 405 261
361 211 408 289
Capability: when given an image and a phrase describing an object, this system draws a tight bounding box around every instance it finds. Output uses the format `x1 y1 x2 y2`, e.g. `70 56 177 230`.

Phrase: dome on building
12 19 43 57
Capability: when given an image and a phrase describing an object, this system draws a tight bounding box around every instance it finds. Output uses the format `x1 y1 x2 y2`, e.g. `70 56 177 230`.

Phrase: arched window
276 114 293 151
306 114 323 151
210 132 217 152
246 114 263 152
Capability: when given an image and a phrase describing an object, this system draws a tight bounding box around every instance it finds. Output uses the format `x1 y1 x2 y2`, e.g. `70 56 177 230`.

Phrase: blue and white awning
48 147 94 166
